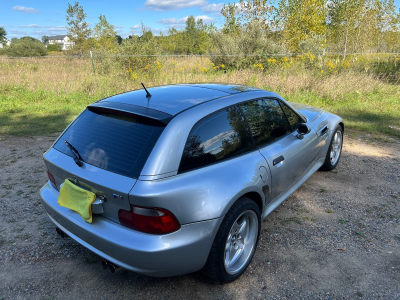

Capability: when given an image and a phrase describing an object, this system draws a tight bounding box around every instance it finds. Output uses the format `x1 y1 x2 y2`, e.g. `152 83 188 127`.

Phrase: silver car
40 83 344 283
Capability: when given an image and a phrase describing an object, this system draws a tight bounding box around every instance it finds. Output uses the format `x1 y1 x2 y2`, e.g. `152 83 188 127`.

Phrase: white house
46 35 74 50
0 40 11 48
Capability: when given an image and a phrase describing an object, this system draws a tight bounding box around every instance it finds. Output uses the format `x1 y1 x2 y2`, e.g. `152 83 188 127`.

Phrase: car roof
94 83 263 116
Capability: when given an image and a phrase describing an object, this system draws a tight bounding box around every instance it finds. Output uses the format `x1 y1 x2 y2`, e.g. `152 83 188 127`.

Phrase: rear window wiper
64 140 84 167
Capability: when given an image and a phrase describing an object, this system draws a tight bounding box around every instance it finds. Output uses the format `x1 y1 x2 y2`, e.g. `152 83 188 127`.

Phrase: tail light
46 168 58 190
118 205 180 234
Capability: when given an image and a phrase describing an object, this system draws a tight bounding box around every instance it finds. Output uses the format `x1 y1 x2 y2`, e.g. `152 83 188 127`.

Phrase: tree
140 22 154 42
0 27 7 46
7 37 47 57
92 14 118 50
47 43 62 52
326 0 400 55
277 0 327 52
181 16 214 54
66 2 91 52
328 0 363 57
115 34 122 45
116 24 160 71
41 35 49 44
236 0 276 30
221 3 240 35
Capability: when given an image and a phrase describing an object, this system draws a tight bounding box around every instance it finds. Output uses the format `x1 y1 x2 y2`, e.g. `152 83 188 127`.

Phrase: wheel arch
338 121 344 133
230 190 265 216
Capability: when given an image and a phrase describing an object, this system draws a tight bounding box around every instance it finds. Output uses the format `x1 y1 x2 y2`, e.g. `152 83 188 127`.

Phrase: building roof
95 84 262 117
48 35 67 40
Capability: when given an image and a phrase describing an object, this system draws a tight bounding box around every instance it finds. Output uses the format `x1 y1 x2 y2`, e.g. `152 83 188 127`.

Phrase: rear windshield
53 108 165 179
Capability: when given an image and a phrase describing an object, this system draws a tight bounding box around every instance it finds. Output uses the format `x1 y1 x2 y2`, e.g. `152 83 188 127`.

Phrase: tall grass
0 56 399 138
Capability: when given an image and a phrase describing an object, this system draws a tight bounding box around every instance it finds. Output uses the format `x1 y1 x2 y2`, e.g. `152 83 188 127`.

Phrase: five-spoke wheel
202 197 261 283
224 210 258 275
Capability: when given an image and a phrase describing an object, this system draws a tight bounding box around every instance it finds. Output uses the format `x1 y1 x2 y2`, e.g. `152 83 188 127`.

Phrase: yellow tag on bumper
58 179 97 223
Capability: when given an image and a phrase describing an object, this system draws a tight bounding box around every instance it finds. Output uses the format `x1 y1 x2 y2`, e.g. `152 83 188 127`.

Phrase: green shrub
369 56 400 83
0 46 8 55
209 21 285 69
47 43 61 52
91 34 161 75
117 35 160 70
7 38 47 57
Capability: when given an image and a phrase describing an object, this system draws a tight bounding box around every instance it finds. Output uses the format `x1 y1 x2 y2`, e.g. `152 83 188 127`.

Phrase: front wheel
202 197 261 283
320 125 343 171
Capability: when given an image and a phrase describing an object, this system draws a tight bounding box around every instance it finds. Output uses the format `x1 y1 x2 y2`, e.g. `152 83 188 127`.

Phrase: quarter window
240 99 291 148
179 106 254 173
280 102 303 132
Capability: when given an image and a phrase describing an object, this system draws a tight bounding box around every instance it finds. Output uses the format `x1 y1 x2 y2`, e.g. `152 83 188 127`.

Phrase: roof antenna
141 83 152 98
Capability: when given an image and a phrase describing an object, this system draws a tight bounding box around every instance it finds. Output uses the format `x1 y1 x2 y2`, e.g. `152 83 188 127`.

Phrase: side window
280 102 303 132
179 106 254 173
240 99 291 148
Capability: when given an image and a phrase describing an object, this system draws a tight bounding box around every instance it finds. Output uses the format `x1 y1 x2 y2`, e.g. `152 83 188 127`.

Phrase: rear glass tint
53 109 165 179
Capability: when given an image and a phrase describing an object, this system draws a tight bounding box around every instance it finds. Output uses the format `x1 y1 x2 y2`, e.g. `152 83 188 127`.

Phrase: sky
0 0 231 39
1 0 400 40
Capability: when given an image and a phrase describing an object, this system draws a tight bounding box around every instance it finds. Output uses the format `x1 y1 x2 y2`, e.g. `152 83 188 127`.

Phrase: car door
240 98 319 201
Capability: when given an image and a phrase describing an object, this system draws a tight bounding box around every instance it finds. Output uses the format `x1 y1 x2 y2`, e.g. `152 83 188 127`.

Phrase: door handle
273 155 284 166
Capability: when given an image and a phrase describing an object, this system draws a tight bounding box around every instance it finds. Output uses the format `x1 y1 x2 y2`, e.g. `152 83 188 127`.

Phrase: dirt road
0 134 399 299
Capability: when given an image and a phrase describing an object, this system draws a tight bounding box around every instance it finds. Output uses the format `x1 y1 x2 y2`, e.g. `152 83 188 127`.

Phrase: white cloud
165 24 185 29
130 25 141 29
17 25 67 35
12 5 40 14
159 15 215 25
144 0 207 11
202 3 224 13
8 29 29 36
114 25 124 29
158 18 183 25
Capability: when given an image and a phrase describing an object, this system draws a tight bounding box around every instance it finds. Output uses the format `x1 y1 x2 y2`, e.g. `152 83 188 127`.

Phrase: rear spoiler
88 101 173 124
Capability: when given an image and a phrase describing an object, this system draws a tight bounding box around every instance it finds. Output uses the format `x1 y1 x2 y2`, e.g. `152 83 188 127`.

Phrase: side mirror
296 123 311 140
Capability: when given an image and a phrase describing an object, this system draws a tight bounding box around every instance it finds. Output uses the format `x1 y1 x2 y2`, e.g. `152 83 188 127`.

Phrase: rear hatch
44 106 166 223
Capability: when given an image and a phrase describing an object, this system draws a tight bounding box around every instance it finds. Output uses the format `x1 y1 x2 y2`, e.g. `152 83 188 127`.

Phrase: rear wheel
202 197 261 283
320 125 343 171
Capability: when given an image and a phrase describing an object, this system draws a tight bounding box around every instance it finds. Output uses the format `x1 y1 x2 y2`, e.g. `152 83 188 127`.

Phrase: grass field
0 56 399 138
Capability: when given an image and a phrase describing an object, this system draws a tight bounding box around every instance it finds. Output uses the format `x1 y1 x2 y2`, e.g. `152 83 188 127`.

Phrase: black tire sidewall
216 198 261 283
321 125 343 171
329 126 343 168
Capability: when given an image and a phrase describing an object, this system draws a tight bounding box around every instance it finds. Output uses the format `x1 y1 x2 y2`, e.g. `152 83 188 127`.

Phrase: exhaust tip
56 227 66 238
109 263 119 274
101 260 109 269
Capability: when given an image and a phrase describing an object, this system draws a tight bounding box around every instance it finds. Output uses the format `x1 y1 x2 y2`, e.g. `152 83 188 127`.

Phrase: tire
202 197 261 283
320 125 343 171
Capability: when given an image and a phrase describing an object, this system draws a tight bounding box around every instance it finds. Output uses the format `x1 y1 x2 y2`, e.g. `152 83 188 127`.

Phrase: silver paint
40 85 344 277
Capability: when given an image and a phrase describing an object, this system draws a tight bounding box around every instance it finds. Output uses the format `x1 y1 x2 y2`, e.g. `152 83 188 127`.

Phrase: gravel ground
0 133 399 300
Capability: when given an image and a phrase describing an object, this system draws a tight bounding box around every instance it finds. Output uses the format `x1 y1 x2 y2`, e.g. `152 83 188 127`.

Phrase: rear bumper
40 181 223 277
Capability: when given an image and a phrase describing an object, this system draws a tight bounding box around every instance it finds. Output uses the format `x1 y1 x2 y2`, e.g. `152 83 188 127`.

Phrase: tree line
65 0 400 56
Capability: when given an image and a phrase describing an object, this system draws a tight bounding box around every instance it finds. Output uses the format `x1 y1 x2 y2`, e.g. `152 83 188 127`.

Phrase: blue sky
1 0 400 40
0 0 230 39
